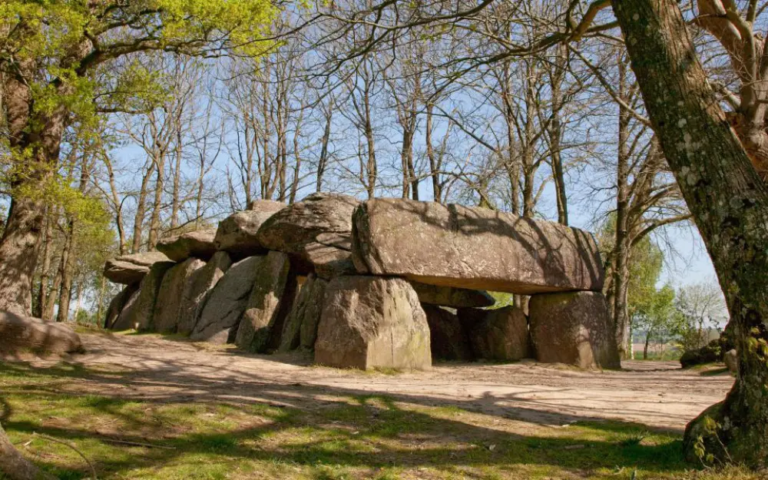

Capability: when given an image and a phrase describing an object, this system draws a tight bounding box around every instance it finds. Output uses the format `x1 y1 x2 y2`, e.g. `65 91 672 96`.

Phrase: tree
674 281 729 352
608 0 768 466
632 283 678 360
0 2 275 477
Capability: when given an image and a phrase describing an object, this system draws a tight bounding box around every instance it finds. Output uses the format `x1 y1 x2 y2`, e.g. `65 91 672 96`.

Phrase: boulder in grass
467 306 531 362
104 251 172 285
0 311 83 355
411 282 495 308
256 193 359 278
191 256 261 344
352 199 604 294
214 201 285 258
235 251 295 352
177 251 233 336
314 276 431 370
422 305 473 361
156 229 217 262
111 260 174 331
152 258 206 333
104 283 140 329
529 291 620 369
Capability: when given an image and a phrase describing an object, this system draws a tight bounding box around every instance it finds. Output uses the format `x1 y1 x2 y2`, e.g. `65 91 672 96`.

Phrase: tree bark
0 422 54 480
613 0 768 466
614 56 633 360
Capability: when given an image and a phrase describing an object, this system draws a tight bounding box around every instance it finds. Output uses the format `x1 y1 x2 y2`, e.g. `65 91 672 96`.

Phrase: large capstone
422 305 473 361
314 276 431 370
256 193 358 278
0 311 83 355
464 306 531 361
191 256 261 343
103 251 172 285
111 260 174 331
156 229 217 262
235 251 295 352
152 258 206 333
529 291 620 369
214 201 285 257
352 199 604 294
177 251 233 336
411 282 495 308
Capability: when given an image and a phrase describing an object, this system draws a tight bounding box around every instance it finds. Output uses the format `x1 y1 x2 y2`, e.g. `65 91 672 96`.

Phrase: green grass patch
0 361 762 479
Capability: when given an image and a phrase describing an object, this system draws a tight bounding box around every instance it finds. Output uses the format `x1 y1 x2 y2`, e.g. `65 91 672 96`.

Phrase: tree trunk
613 0 768 466
56 225 74 323
34 209 55 318
0 422 54 480
147 153 165 249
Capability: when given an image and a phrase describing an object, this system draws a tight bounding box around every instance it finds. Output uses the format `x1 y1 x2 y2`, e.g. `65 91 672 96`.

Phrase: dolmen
103 194 620 371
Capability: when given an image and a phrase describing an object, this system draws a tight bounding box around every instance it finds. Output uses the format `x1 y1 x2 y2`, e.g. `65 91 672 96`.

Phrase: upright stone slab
299 276 329 350
152 258 206 333
467 306 531 361
529 291 620 369
423 305 473 361
235 251 295 352
411 282 495 308
177 251 233 336
157 229 217 262
191 256 260 344
352 199 604 294
256 193 358 278
314 276 431 370
280 274 329 352
104 283 139 329
104 251 172 285
111 261 174 331
214 201 285 258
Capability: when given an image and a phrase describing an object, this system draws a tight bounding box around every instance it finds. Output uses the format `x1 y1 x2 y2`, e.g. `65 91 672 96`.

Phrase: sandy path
52 333 734 432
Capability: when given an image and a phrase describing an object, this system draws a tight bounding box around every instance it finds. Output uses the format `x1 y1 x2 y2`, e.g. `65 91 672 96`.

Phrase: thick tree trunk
0 422 54 480
613 0 768 466
614 58 633 360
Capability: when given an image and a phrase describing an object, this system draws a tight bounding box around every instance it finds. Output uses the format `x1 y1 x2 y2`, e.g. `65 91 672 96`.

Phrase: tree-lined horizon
2 0 767 476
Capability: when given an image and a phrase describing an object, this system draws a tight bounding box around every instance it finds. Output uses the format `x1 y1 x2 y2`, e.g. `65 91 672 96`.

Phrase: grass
0 361 762 480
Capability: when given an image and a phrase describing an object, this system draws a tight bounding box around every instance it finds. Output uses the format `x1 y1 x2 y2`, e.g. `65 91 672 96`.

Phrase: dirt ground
33 332 734 433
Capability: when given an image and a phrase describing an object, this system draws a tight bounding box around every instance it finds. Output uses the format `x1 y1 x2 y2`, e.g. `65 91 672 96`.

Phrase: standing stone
177 252 233 336
352 199 604 294
104 251 172 285
529 291 620 369
466 306 531 361
0 311 83 355
104 283 140 329
152 258 206 333
299 276 329 350
191 256 261 343
422 305 473 361
411 282 495 308
315 276 431 370
214 201 285 257
156 229 217 262
280 274 329 352
256 193 358 278
111 261 174 331
235 251 295 352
